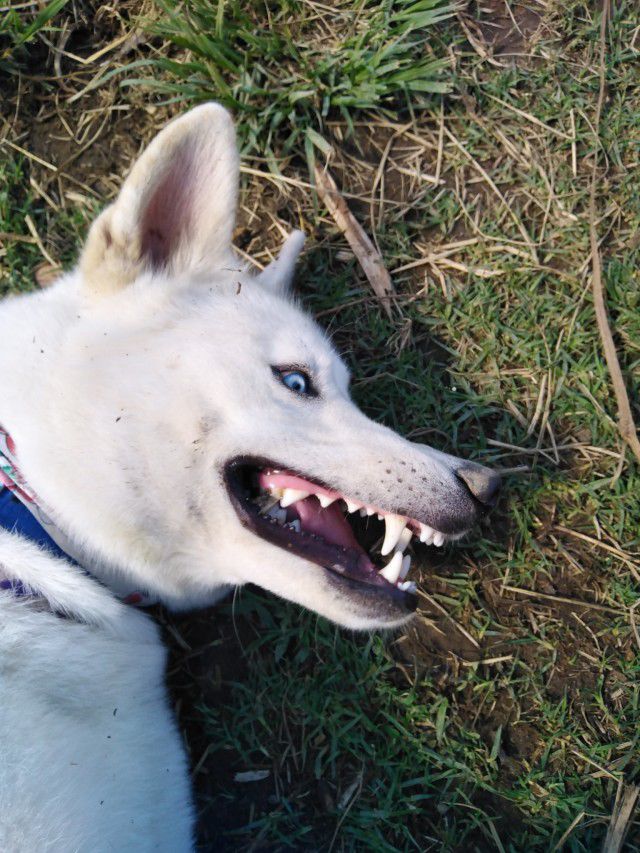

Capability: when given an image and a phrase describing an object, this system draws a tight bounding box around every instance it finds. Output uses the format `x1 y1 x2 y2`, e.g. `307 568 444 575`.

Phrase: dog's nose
455 462 501 508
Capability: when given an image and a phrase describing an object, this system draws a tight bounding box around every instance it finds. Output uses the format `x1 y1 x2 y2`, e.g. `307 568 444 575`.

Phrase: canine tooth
400 554 411 580
345 500 359 514
433 531 445 547
381 514 407 557
380 551 403 584
397 528 413 553
419 524 435 545
318 494 336 509
280 488 310 508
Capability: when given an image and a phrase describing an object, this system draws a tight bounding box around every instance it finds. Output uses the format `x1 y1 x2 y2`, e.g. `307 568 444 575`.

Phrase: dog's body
0 547 193 851
0 105 499 850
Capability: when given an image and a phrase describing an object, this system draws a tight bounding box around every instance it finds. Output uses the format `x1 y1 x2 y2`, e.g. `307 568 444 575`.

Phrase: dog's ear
255 230 305 295
80 103 239 295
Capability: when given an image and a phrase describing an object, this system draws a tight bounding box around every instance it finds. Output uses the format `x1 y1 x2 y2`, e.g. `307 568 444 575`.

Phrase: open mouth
225 457 461 614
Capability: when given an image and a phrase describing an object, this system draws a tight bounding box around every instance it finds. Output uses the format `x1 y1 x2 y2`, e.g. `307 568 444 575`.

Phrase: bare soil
468 0 546 61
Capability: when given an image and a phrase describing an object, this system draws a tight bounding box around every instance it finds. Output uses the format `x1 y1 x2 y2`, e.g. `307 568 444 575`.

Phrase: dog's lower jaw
321 571 417 630
229 550 416 631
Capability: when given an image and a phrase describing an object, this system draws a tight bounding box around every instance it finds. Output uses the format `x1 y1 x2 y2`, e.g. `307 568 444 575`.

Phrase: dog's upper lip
256 469 460 547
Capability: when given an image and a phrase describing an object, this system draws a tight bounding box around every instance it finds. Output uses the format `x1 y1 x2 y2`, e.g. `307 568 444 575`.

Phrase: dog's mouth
224 457 460 614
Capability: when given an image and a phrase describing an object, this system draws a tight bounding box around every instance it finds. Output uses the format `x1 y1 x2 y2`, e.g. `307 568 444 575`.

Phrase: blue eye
281 370 308 394
272 367 315 397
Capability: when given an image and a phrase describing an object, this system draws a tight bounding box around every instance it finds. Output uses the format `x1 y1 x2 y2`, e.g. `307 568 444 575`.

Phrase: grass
2 0 640 850
133 0 455 168
0 153 92 293
0 157 42 293
0 0 70 72
199 600 508 851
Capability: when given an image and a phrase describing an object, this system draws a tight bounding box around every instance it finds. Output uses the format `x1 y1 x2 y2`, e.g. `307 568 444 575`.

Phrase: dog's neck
0 424 156 605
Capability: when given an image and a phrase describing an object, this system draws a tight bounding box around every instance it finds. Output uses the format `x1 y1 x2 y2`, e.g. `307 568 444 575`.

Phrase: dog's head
13 105 500 629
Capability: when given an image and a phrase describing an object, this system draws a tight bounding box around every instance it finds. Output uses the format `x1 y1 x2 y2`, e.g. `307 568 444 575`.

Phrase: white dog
0 105 500 851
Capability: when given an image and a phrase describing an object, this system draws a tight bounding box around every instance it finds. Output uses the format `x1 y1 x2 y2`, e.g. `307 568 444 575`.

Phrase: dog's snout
455 462 501 508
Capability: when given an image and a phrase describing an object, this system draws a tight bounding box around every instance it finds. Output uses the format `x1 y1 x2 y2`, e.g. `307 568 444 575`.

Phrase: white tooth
365 507 375 516
290 519 301 533
318 494 336 509
345 500 359 514
433 532 445 547
419 524 435 545
400 554 411 580
359 508 367 517
280 488 310 508
398 580 417 593
397 528 413 553
381 514 407 557
380 551 403 584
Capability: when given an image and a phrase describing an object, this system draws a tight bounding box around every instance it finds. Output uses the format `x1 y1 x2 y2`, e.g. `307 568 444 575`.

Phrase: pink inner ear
140 142 197 271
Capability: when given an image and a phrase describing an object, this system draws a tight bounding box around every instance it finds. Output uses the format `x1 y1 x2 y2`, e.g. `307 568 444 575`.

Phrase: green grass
2 0 640 850
132 0 454 168
194 590 629 851
0 0 70 73
0 157 42 293
0 154 92 296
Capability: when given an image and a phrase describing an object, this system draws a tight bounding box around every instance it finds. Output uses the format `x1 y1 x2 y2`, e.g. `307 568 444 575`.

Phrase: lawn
1 1 639 850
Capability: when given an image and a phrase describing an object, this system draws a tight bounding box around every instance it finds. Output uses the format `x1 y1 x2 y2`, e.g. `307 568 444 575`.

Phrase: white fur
0 534 193 851
0 104 489 849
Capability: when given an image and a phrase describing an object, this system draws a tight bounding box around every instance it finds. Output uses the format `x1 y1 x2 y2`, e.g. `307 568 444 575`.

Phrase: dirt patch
159 605 259 851
3 1 171 219
467 0 546 61
22 103 164 199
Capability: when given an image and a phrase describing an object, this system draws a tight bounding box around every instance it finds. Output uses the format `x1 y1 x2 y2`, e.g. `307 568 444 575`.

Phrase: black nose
455 462 501 508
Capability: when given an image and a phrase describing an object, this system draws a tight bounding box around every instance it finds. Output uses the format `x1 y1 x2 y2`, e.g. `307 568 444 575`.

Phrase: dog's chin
319 568 417 630
244 557 416 631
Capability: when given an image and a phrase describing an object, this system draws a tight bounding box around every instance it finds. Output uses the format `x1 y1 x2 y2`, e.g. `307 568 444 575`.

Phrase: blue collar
0 426 153 606
0 488 79 594
0 487 75 563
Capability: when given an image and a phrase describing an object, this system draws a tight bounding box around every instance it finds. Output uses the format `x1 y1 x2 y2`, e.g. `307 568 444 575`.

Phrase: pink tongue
257 471 358 550
295 497 360 550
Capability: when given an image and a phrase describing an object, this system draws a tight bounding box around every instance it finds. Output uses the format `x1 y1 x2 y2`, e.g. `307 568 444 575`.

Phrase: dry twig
314 164 395 317
589 0 640 462
602 781 640 853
